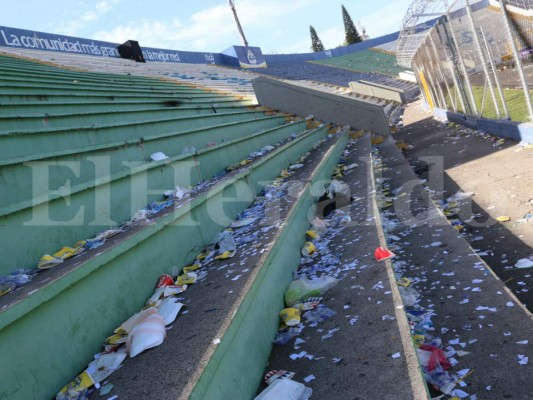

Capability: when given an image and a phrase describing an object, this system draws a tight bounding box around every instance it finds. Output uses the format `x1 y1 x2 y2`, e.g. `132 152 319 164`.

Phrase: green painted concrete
0 56 221 91
0 96 253 110
0 68 199 89
0 119 301 211
190 130 349 400
0 120 306 274
0 100 251 116
0 81 213 96
0 104 253 132
0 111 277 165
0 83 237 98
0 125 328 400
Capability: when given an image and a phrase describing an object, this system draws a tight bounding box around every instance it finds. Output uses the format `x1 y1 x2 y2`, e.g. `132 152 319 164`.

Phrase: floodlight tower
228 0 249 47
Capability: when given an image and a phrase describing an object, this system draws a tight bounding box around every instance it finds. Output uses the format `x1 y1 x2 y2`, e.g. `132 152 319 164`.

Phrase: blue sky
0 0 411 54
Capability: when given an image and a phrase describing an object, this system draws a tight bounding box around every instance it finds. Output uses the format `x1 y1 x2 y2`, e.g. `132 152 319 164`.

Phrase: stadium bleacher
1 24 532 400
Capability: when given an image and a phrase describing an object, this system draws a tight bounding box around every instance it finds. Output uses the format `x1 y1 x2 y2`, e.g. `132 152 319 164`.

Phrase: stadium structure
0 1 532 399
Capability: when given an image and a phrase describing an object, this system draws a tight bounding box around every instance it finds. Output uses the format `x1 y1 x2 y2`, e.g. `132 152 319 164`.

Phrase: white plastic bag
126 312 166 358
215 232 236 253
398 286 420 307
150 152 169 161
157 297 184 325
119 307 167 358
311 217 328 235
254 378 312 400
86 348 127 384
285 276 338 307
328 180 350 197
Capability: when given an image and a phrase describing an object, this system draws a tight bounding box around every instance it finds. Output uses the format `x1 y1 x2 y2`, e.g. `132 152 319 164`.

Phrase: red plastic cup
156 274 174 288
375 247 395 261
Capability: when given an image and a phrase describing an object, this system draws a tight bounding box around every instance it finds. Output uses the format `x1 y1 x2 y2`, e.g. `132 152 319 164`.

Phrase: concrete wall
263 32 400 65
447 111 533 143
349 80 406 104
0 24 399 68
252 77 390 135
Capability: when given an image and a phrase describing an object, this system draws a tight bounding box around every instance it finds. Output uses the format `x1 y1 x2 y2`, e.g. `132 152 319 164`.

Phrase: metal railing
398 0 533 122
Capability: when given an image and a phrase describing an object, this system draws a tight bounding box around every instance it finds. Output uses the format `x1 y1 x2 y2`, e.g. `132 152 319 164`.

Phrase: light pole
228 0 249 47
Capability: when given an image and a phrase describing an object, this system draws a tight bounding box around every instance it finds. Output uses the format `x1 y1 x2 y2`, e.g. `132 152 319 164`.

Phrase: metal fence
398 0 533 122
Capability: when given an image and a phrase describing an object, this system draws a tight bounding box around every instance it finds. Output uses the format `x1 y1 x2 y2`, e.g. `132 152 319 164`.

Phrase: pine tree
309 25 325 52
342 5 362 45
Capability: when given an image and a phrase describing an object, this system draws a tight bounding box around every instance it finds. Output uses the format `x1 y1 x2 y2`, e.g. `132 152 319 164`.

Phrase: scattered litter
99 383 114 396
264 370 295 386
515 258 533 269
150 152 169 161
284 276 338 307
254 378 312 400
375 246 395 261
496 216 511 222
475 306 497 312
280 308 301 327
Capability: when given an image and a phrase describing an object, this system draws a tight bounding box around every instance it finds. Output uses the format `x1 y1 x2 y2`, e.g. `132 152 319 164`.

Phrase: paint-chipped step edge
186 129 350 400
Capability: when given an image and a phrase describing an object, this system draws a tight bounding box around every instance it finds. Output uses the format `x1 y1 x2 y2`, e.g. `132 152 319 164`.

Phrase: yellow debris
371 136 385 145
496 216 511 222
350 130 365 139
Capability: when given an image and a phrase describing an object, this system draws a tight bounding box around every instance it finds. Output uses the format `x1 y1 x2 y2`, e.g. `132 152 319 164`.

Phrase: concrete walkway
375 131 533 399
263 135 426 400
396 101 533 312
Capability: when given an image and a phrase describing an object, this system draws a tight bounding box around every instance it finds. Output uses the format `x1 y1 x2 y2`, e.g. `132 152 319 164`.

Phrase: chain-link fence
399 0 533 122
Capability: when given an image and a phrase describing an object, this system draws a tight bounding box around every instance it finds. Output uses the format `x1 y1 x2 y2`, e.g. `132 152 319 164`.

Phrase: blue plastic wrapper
273 325 303 346
303 304 337 324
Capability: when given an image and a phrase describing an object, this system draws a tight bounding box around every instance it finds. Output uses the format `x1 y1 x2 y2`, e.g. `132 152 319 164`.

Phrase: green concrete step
0 66 198 89
0 120 308 274
0 89 246 102
0 118 303 212
0 81 218 97
0 99 253 117
0 111 281 166
188 130 349 400
0 104 254 132
0 124 331 400
0 117 290 211
0 56 199 89
0 95 253 109
0 72 202 92
97 128 349 400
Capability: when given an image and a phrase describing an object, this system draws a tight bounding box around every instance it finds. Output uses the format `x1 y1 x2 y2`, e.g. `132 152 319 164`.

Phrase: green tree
342 5 362 45
309 25 325 52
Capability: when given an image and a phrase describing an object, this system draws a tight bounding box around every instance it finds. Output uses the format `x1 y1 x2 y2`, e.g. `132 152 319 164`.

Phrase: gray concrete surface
350 80 406 104
252 76 390 135
396 103 533 313
263 135 426 400
375 135 533 399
